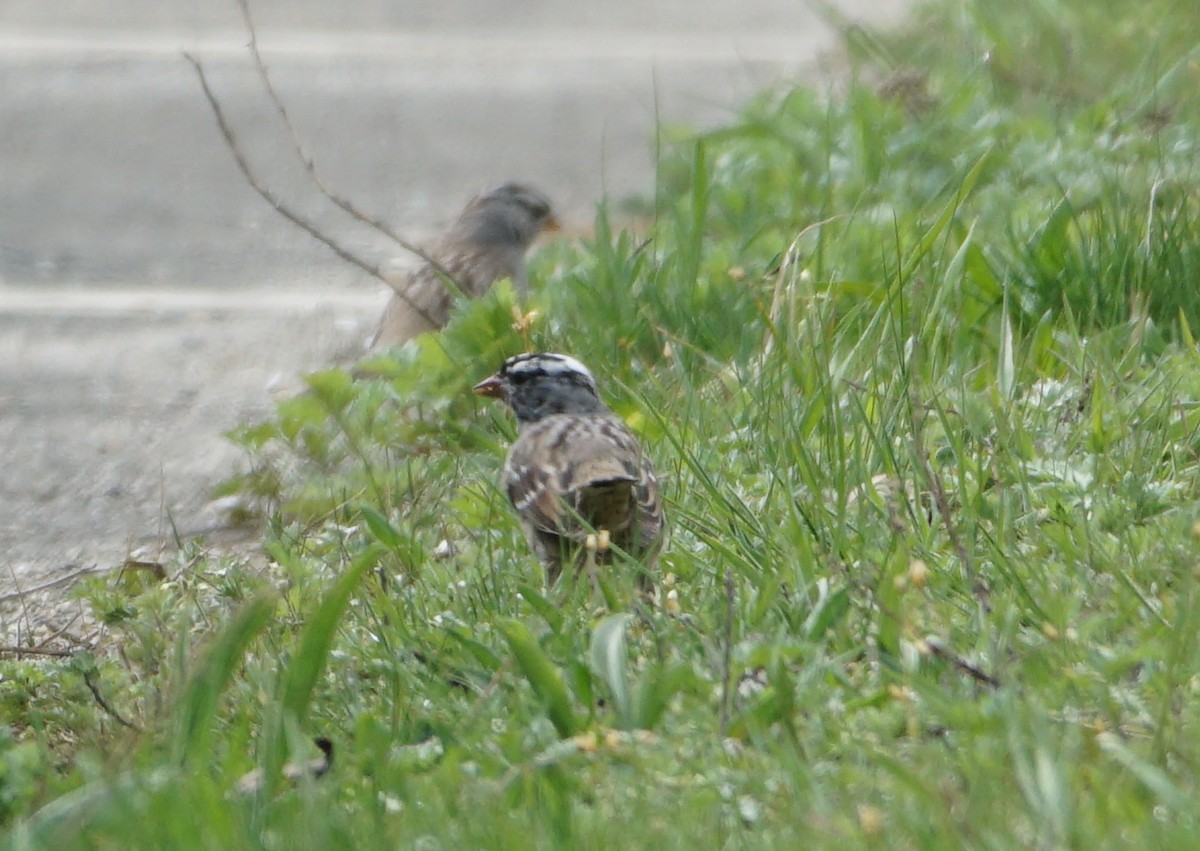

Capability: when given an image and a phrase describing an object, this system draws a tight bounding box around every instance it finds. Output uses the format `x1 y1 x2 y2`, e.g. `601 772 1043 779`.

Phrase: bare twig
83 668 141 730
923 636 1001 688
719 568 735 737
1 606 96 658
0 564 105 605
32 613 87 650
182 52 442 328
235 0 460 287
0 644 78 658
4 562 36 639
630 236 654 260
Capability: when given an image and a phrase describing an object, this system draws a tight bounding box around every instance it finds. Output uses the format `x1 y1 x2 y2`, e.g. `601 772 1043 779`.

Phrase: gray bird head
473 352 606 424
456 182 559 250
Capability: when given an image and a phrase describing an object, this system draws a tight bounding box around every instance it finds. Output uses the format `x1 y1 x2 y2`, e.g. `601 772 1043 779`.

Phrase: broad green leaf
500 619 580 738
173 593 275 766
634 663 692 731
900 149 993 282
589 613 636 729
359 504 405 552
801 586 850 641
1097 733 1190 812
304 369 356 414
280 546 378 720
261 545 379 793
359 504 424 572
517 583 564 632
275 394 328 441
997 292 1016 399
444 628 503 672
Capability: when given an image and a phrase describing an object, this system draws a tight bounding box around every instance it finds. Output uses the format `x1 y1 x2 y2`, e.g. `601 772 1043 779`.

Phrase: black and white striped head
473 352 606 424
457 183 559 250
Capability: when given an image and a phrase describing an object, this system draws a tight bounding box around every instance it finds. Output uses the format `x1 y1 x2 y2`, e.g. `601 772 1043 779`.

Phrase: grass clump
5 0 1200 847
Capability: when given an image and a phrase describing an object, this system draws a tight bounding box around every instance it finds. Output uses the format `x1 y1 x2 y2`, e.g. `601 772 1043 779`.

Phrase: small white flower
738 796 761 824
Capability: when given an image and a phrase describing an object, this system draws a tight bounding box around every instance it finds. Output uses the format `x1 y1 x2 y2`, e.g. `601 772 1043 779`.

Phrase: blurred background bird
369 182 558 350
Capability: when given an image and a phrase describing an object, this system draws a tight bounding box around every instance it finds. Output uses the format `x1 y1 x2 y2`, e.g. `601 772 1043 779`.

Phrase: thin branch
234 0 466 291
0 564 105 605
923 636 1001 689
630 236 654 260
182 52 442 328
3 562 35 641
32 613 87 651
83 668 141 730
0 645 78 658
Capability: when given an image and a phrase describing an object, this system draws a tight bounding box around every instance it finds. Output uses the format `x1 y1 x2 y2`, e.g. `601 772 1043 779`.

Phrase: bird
369 183 559 350
234 737 334 796
473 352 664 588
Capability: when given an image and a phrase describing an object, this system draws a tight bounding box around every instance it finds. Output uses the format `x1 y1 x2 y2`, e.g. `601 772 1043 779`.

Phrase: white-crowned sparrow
473 352 664 586
234 737 333 795
369 183 558 350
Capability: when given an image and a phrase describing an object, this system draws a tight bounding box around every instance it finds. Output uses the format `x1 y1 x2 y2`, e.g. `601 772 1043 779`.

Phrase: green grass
5 0 1200 846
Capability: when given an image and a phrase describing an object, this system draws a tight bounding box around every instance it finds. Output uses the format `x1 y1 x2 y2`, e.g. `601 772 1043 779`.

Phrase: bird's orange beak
472 374 505 398
542 214 562 234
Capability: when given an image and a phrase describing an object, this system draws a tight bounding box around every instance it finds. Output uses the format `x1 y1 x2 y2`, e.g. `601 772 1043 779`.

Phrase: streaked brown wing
370 238 518 349
502 412 665 584
503 414 641 537
627 455 664 559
